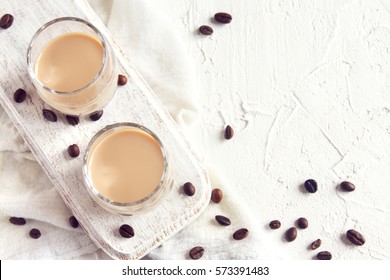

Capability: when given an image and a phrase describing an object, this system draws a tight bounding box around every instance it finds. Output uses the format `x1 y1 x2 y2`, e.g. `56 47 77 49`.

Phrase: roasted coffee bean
285 227 297 242
65 115 79 126
9 217 26 225
224 125 234 140
199 25 213 35
233 228 249 240
346 229 365 246
0 14 14 29
214 12 232 24
189 246 204 260
69 216 79 228
310 239 322 250
89 110 103 121
118 74 127 86
42 109 57 122
67 144 80 158
29 228 41 239
340 181 355 192
297 217 308 229
211 188 223 203
304 179 317 193
317 251 332 260
269 220 281 229
183 182 195 196
119 224 134 238
13 88 26 103
215 215 231 226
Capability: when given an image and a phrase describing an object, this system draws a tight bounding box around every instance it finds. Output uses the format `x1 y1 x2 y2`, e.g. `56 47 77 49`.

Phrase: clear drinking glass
27 17 117 116
83 123 173 215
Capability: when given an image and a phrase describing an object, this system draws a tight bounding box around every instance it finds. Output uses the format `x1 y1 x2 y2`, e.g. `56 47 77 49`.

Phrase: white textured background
163 0 390 259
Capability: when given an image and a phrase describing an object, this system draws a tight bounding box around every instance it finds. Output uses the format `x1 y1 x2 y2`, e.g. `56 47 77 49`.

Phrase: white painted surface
160 0 390 259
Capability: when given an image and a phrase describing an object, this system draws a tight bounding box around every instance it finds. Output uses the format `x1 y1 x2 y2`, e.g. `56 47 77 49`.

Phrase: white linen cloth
0 0 273 259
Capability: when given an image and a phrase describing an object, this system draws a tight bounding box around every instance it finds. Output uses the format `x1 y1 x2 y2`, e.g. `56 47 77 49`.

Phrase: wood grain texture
0 0 211 259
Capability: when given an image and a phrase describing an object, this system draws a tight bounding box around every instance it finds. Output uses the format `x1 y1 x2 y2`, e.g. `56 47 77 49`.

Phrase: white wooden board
0 0 211 259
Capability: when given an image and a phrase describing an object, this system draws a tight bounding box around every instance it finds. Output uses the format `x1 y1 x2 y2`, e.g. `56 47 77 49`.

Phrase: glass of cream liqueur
83 123 173 215
27 17 117 116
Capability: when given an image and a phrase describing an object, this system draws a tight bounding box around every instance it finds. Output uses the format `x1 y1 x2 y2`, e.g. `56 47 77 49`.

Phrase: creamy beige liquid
36 32 103 92
88 128 165 203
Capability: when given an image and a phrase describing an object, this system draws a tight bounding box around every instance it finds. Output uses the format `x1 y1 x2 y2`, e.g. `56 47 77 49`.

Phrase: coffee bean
285 227 297 242
340 181 355 192
224 125 234 140
67 144 80 158
346 229 365 246
89 110 103 121
269 220 281 229
297 217 308 229
69 216 79 228
189 246 204 260
65 115 79 126
13 89 26 103
118 74 127 86
42 109 57 122
0 14 14 29
215 215 231 226
304 179 317 193
214 12 232 24
29 228 41 239
199 25 213 35
317 251 332 260
183 182 195 196
233 228 249 240
211 188 223 203
9 217 26 225
310 239 322 250
119 224 134 238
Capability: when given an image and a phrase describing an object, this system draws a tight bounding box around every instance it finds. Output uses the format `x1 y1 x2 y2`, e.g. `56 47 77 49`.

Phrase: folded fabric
0 0 273 259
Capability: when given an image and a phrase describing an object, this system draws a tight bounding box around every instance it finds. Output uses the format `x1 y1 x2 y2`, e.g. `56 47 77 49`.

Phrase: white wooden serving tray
0 0 211 259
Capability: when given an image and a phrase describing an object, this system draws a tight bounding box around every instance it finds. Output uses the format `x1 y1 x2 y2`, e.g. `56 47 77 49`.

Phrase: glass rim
26 17 108 96
83 123 169 208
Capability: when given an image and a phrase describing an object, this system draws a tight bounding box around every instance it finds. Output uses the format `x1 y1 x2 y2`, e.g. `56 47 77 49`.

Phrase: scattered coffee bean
285 227 297 242
304 179 317 193
13 88 26 103
269 220 281 229
215 215 231 226
224 125 234 140
89 110 103 121
346 229 365 246
118 74 127 86
214 12 232 24
199 25 213 35
67 144 80 158
29 228 41 239
183 182 195 196
297 217 308 229
65 115 79 126
42 109 57 122
9 217 26 225
119 224 134 238
0 14 14 29
233 228 249 240
310 239 322 250
317 251 332 260
211 188 223 203
340 181 355 192
69 216 79 228
189 246 204 260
